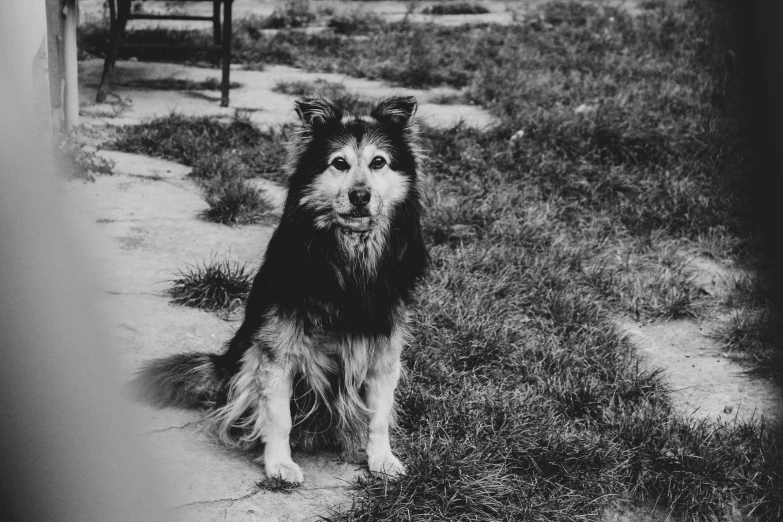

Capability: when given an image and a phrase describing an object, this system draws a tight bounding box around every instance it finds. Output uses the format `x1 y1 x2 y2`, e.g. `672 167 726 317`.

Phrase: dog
136 95 429 483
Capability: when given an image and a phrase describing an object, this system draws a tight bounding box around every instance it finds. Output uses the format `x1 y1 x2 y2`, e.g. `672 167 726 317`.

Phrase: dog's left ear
294 96 343 127
371 96 418 126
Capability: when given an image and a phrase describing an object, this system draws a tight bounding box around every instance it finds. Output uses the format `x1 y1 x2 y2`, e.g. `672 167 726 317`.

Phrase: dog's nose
349 188 371 208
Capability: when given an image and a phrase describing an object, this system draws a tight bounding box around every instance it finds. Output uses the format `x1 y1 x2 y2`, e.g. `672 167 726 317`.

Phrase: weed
55 135 115 181
201 178 274 226
543 0 599 27
716 308 783 382
421 3 490 16
168 256 253 317
195 151 274 226
272 79 373 114
256 476 302 494
427 91 468 105
191 151 251 182
110 113 290 183
260 0 316 29
117 77 242 91
640 0 669 10
94 0 783 519
587 244 708 320
326 12 386 35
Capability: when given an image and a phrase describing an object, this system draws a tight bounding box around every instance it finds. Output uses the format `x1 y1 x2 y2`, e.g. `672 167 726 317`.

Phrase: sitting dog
136 95 429 483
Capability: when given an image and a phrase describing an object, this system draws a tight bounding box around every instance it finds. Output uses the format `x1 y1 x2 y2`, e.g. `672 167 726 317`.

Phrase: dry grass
100 1 782 519
168 256 253 318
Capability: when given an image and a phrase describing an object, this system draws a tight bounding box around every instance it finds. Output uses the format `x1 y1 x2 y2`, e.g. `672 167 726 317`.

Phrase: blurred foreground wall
0 2 165 520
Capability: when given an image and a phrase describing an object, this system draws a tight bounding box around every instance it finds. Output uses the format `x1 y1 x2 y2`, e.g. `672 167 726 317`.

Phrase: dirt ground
63 1 780 520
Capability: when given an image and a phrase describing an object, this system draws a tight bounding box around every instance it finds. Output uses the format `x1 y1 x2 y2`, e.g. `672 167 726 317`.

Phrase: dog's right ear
294 97 343 127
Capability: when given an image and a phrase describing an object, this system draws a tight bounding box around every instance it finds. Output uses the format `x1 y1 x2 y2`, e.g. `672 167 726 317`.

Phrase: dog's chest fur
337 227 387 275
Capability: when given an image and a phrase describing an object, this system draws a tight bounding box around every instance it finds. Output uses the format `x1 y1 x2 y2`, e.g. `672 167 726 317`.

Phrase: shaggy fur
135 95 428 483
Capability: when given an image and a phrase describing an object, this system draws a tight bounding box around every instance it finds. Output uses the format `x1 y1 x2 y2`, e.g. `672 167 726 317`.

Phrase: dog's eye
369 156 387 170
331 157 350 171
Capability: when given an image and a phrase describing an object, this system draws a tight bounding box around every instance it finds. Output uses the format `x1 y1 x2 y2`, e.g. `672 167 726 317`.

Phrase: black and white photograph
1 1 782 521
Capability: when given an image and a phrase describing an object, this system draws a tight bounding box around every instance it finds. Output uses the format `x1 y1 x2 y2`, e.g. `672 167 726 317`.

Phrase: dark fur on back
134 96 428 453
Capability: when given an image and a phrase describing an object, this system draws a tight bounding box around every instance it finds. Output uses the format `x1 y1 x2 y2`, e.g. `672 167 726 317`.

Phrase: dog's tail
132 352 226 409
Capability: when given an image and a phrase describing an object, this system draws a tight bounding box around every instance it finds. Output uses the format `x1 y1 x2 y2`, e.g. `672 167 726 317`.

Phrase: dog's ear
294 97 343 127
371 96 418 126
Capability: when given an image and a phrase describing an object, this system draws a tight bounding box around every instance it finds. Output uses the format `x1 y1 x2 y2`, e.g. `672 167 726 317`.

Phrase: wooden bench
95 0 234 107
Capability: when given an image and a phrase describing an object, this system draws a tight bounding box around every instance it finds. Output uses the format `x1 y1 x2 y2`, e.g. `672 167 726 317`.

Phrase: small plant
327 12 386 35
261 0 316 29
272 79 373 114
543 1 599 27
421 3 489 15
168 256 253 317
256 476 302 494
714 277 783 382
640 0 668 10
587 248 707 320
117 77 242 91
428 92 467 105
190 151 251 182
56 135 115 181
201 178 273 226
111 113 290 183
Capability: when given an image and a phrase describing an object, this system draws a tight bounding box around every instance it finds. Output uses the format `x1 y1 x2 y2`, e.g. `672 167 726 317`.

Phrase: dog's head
287 96 422 233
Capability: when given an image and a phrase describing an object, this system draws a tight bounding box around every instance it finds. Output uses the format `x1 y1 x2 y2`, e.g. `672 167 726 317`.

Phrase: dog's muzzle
338 188 373 231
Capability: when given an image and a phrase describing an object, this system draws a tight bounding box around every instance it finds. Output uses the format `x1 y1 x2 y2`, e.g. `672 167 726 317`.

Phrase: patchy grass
256 476 302 494
272 79 373 114
260 0 317 29
168 256 253 317
116 77 243 91
587 242 710 320
542 0 599 27
422 3 491 16
56 135 115 181
109 113 290 183
101 0 782 520
201 178 274 226
715 276 783 383
326 11 386 35
427 91 469 105
717 308 783 382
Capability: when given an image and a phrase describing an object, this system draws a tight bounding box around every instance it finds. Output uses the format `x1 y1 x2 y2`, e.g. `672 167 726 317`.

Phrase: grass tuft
272 79 373 114
56 135 115 181
256 476 302 494
110 112 290 183
259 0 316 29
88 1 783 519
201 178 274 226
422 3 491 16
168 256 253 317
116 77 242 91
326 11 386 35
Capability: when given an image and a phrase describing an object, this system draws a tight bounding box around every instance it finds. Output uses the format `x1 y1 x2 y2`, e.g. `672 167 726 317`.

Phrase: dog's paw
368 453 406 478
265 460 304 483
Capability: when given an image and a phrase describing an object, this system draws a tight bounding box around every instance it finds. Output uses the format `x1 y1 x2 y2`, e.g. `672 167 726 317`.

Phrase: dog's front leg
365 335 405 477
261 364 303 483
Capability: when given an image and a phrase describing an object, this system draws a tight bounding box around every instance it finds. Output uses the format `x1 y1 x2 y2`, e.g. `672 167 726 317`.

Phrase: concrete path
66 32 498 521
61 152 361 521
78 59 498 131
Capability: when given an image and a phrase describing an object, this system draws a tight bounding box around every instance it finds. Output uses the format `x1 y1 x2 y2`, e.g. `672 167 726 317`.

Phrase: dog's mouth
337 213 373 231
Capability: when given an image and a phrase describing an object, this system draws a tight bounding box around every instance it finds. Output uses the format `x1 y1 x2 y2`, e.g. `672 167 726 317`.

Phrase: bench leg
96 0 129 103
221 0 232 107
213 0 222 67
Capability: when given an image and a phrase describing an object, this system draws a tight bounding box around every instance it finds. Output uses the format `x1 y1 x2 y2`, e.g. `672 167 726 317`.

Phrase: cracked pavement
62 151 363 521
63 36 499 520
